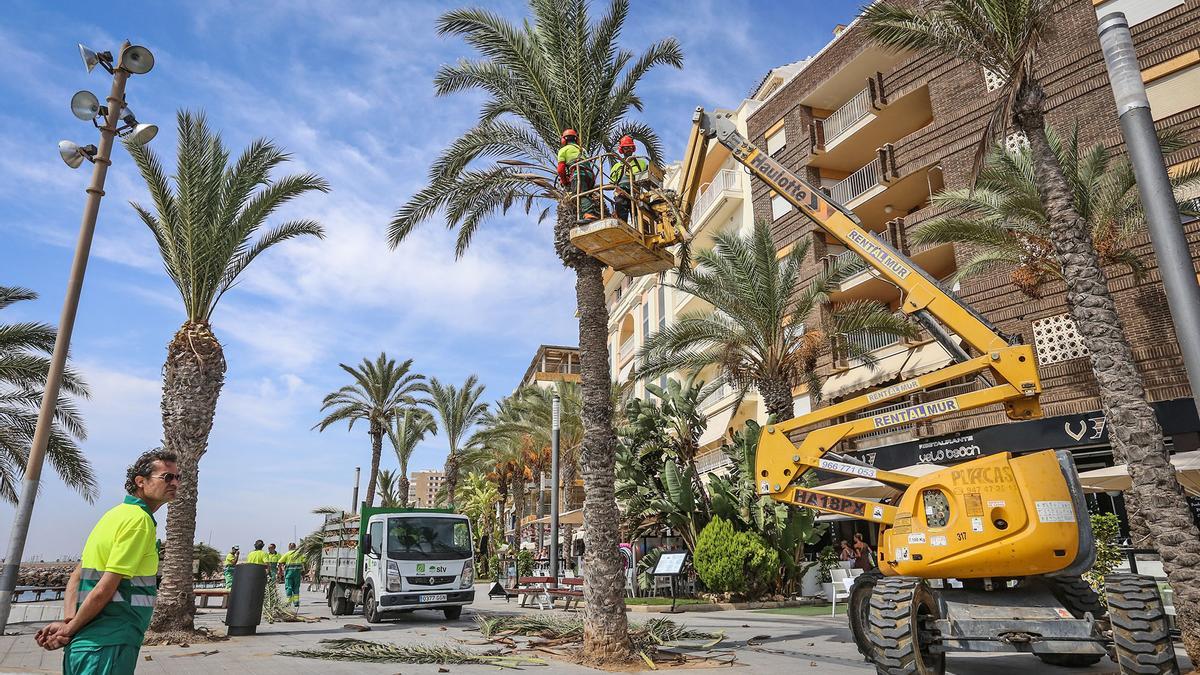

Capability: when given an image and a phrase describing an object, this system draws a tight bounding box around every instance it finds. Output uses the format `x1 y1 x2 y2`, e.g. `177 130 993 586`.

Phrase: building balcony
828 156 886 209
822 337 957 402
618 337 636 363
690 169 743 234
810 83 934 174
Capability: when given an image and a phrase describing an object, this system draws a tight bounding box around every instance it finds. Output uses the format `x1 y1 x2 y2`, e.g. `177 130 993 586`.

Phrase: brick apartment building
742 0 1200 491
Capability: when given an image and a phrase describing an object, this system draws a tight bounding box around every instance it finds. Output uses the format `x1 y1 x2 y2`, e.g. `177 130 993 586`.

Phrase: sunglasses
148 472 184 484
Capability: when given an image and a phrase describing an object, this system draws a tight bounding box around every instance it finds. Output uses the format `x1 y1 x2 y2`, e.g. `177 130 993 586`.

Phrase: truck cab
322 507 476 622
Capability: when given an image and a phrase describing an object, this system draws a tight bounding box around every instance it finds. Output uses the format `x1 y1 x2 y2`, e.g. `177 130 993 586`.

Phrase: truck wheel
867 576 945 675
849 570 883 661
1035 576 1106 667
362 587 383 624
444 605 463 620
1105 574 1178 675
329 584 347 616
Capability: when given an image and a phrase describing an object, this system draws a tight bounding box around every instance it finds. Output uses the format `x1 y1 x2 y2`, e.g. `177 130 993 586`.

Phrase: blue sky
0 0 861 559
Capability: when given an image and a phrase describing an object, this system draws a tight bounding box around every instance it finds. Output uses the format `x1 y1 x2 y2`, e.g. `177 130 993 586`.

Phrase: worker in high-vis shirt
279 542 306 608
265 543 281 582
35 449 179 673
223 545 240 588
246 540 267 565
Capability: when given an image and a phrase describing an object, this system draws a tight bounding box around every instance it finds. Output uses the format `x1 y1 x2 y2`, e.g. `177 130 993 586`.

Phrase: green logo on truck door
416 563 425 574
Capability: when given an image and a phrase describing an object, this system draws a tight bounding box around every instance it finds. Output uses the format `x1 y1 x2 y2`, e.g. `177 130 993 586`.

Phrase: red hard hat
619 135 636 150
561 129 578 144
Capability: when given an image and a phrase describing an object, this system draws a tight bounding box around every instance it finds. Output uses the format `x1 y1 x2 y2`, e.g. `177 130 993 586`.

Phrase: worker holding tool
279 542 306 608
609 135 648 222
34 449 179 673
556 129 599 221
223 545 239 588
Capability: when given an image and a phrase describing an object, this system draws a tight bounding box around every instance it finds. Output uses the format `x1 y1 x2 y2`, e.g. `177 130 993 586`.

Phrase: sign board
654 551 687 576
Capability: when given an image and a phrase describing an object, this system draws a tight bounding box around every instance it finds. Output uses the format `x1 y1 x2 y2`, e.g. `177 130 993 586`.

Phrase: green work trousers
223 565 234 589
62 642 140 675
284 566 302 607
569 163 598 218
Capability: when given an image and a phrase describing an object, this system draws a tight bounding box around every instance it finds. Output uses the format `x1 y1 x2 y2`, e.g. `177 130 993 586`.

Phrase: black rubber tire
362 587 383 623
331 593 349 616
1033 576 1106 667
444 605 463 620
1105 574 1178 675
849 570 884 661
866 576 945 675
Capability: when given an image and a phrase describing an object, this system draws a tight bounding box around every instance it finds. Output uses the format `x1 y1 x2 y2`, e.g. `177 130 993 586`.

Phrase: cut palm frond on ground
279 639 546 666
476 614 728 664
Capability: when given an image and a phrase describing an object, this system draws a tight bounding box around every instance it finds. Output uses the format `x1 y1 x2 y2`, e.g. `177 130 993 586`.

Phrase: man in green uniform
265 543 281 583
245 540 267 566
223 545 239 588
279 542 306 608
609 135 649 222
35 449 178 673
555 129 599 221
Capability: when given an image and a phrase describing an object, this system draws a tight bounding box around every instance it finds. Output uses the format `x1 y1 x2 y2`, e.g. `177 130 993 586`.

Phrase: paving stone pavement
0 585 1189 673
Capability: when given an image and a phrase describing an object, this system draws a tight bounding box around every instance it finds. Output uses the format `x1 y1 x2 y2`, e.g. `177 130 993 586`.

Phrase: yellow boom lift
569 109 1176 675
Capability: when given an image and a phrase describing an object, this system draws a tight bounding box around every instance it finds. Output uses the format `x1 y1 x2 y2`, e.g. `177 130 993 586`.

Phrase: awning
899 341 954 380
698 405 737 449
821 349 912 400
531 508 585 526
817 463 946 500
1077 451 1200 496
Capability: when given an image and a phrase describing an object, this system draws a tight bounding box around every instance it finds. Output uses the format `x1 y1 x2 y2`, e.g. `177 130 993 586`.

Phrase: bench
547 577 584 611
193 588 230 609
510 577 556 609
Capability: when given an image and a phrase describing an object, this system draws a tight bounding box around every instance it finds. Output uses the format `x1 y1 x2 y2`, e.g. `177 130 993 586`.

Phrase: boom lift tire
1035 576 1107 667
866 576 945 675
849 569 883 660
1105 574 1178 675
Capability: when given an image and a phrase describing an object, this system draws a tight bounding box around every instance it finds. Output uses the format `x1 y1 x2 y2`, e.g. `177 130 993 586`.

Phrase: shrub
516 549 534 578
694 516 780 598
1086 512 1123 602
817 546 839 583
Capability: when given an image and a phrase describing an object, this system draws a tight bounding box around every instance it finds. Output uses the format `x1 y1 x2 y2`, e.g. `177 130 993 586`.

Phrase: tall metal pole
352 467 361 514
1100 13 1200 417
549 394 561 580
0 47 132 632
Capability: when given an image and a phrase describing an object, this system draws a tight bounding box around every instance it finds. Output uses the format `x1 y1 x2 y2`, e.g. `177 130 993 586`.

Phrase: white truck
319 506 476 622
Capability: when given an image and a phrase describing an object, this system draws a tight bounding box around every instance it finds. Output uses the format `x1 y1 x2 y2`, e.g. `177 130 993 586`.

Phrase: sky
0 0 861 560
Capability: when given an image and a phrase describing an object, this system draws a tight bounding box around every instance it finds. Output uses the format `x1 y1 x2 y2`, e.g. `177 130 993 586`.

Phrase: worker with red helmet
556 129 599 221
609 135 649 222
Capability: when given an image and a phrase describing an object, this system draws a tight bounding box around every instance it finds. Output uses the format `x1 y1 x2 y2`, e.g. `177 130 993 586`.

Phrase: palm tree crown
636 221 915 420
916 126 1200 297
0 286 95 504
127 111 329 322
388 407 437 506
426 374 488 508
316 354 429 508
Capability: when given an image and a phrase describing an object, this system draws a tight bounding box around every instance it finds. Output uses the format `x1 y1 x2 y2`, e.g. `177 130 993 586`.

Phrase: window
368 521 384 557
641 300 650 339
766 126 787 156
1095 0 1184 25
1146 63 1200 121
771 193 791 220
657 285 666 329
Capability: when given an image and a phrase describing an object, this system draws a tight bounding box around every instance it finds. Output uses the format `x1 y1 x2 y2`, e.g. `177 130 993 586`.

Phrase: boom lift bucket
570 217 675 275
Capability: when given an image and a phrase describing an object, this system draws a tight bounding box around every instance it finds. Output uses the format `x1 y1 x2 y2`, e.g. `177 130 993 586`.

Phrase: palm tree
0 286 96 504
388 1 681 658
637 221 916 422
388 408 437 507
915 126 1200 297
126 111 328 634
316 354 428 509
376 469 400 507
425 375 487 508
862 0 1200 654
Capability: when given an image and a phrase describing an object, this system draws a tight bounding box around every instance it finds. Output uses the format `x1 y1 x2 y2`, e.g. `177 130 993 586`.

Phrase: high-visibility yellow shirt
224 552 237 567
281 550 307 567
557 143 582 165
73 495 158 648
246 550 268 565
265 552 281 564
609 156 648 183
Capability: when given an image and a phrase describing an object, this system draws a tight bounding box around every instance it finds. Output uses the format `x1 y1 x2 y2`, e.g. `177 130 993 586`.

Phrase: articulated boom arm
683 108 1044 523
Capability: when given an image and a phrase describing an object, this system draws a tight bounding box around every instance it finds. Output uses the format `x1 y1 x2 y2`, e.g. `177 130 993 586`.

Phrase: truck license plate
419 594 448 603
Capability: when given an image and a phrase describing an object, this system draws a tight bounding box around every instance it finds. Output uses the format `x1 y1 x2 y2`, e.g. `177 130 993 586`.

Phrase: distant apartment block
410 470 445 508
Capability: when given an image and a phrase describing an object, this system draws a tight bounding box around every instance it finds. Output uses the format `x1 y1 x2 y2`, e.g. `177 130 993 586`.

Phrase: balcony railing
618 337 635 361
696 449 732 474
845 329 902 354
829 158 880 206
853 399 915 439
822 87 873 143
690 169 741 225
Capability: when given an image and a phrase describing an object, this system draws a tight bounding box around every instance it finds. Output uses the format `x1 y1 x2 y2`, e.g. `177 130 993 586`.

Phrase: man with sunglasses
35 449 179 673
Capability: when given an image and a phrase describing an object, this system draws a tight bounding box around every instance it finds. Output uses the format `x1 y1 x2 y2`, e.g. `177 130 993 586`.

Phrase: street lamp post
549 394 561 580
0 41 155 632
1099 13 1200 418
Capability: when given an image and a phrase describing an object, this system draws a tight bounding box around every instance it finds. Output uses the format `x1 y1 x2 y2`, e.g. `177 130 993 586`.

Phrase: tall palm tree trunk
759 378 795 424
443 453 458 508
150 322 226 634
398 474 411 507
555 204 632 661
1014 80 1200 656
365 423 383 509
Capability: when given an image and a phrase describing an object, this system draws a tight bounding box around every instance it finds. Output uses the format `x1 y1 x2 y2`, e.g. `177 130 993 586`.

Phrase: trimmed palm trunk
365 421 384 508
555 205 632 661
1014 80 1200 657
150 322 226 633
443 453 458 508
758 378 796 424
398 474 411 507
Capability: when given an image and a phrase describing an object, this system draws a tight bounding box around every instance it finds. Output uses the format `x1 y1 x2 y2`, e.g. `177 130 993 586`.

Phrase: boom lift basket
570 217 674 275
